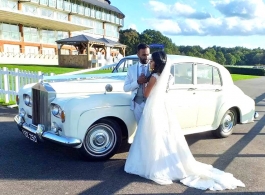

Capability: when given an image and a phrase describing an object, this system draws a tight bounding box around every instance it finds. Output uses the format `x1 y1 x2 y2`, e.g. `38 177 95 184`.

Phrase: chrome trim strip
14 115 81 147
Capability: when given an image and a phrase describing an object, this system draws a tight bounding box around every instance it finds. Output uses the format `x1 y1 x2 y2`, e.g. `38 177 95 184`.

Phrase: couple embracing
123 43 245 191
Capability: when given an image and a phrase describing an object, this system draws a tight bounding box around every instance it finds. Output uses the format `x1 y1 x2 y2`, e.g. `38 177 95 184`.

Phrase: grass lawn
0 64 82 75
81 69 112 74
231 74 260 81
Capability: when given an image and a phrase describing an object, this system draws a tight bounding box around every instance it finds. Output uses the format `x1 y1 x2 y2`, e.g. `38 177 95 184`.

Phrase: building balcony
0 7 91 31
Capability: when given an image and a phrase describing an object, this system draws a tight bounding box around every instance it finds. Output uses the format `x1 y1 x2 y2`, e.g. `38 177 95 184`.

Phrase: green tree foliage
119 28 265 65
119 28 140 55
225 53 237 65
216 51 226 65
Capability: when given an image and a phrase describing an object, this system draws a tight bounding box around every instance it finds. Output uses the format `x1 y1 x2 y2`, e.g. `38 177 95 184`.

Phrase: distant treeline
119 28 265 66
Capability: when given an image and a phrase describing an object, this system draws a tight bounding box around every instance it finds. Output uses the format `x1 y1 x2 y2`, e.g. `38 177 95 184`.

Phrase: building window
57 31 68 40
84 18 93 28
72 3 77 13
0 0 18 11
31 0 39 4
57 12 68 21
48 0 56 8
94 21 104 35
85 7 90 16
22 4 38 15
105 23 118 38
78 5 84 15
41 29 56 44
0 23 20 41
96 8 102 20
24 27 39 42
106 13 110 22
110 13 115 23
91 6 95 18
57 0 63 9
64 1 71 12
40 7 54 18
40 0 48 6
102 11 106 20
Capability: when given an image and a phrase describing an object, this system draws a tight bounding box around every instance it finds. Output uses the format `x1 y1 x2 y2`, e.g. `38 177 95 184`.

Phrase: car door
194 63 223 127
165 62 199 129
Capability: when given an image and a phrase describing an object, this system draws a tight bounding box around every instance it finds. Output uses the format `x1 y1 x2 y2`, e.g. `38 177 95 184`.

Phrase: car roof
122 54 233 86
123 54 220 66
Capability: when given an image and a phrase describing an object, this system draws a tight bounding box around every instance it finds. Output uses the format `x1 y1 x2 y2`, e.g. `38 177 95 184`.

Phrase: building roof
56 35 126 48
83 0 125 18
56 34 105 45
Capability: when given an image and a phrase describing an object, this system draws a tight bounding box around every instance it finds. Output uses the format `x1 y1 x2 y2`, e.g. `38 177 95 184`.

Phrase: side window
197 64 222 86
173 63 193 84
116 58 139 72
213 67 222 85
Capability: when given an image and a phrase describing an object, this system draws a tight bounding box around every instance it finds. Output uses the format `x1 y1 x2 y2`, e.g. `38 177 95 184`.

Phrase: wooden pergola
56 34 126 68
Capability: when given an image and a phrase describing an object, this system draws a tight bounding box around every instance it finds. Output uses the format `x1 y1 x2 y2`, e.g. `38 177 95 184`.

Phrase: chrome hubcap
85 124 116 156
222 113 234 133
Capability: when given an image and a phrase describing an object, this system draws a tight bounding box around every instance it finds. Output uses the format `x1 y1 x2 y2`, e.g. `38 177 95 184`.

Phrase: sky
110 0 265 49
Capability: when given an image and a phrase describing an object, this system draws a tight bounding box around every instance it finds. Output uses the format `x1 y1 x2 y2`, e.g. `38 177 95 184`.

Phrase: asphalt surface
1 77 265 195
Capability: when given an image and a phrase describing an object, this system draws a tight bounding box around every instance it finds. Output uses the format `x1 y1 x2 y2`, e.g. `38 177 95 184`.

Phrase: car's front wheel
212 109 237 138
79 119 122 161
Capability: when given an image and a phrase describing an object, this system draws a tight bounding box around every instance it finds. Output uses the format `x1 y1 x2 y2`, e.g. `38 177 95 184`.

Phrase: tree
225 53 236 65
216 51 226 65
119 29 140 55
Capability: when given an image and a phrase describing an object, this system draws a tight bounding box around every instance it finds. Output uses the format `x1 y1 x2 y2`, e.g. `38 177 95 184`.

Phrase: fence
0 67 54 104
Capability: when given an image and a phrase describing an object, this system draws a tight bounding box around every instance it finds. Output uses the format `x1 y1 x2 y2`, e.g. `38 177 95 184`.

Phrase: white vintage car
14 54 258 161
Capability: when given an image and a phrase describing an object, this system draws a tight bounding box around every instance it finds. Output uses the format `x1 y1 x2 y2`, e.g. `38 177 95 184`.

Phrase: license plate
22 129 38 143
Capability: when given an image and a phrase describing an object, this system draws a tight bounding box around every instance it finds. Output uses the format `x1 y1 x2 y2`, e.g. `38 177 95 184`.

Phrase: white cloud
145 0 265 36
128 24 137 31
212 0 265 19
147 0 211 19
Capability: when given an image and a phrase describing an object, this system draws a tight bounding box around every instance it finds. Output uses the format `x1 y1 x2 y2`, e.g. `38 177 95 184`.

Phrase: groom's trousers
133 101 145 124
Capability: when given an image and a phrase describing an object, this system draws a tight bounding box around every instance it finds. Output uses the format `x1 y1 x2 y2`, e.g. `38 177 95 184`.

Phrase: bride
124 51 245 191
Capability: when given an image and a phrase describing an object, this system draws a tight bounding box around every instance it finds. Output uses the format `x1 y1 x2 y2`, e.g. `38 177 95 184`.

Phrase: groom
123 43 151 124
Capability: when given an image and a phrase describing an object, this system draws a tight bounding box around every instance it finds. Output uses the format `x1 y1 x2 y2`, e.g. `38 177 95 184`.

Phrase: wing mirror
105 84 113 94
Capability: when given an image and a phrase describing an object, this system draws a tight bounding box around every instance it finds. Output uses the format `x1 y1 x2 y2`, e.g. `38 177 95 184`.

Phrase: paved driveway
0 77 265 195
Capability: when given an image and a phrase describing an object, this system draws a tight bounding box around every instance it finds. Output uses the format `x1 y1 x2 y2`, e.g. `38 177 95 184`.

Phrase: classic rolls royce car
14 55 258 161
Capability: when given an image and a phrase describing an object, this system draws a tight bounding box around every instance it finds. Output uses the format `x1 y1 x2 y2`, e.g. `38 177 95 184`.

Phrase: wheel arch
92 116 128 140
216 104 240 127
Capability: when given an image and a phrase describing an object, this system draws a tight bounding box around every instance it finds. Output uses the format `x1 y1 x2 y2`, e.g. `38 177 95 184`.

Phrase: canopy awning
97 37 126 48
56 34 105 45
0 8 91 31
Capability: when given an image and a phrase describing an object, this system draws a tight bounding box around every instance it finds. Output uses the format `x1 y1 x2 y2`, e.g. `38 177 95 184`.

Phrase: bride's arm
144 76 157 98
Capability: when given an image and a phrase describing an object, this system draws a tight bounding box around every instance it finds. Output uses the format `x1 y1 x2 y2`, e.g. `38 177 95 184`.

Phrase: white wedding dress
124 61 245 191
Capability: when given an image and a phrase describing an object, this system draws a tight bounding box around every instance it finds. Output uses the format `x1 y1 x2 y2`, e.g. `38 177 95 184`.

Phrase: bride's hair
147 51 167 81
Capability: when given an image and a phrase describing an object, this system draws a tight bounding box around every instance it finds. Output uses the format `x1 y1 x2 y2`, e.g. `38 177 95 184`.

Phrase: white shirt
138 62 148 76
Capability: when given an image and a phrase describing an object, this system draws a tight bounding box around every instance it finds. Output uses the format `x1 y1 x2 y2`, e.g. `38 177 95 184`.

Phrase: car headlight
51 103 62 118
23 94 32 107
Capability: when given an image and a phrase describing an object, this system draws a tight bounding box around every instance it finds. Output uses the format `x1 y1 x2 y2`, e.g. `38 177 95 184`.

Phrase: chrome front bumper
254 112 259 119
14 114 81 147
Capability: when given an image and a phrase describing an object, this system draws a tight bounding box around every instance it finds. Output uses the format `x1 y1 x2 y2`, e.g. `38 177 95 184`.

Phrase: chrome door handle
215 89 222 92
188 88 196 91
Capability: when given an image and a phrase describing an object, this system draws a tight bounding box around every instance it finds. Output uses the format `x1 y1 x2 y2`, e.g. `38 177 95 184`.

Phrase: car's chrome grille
32 83 56 131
